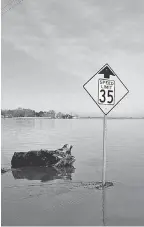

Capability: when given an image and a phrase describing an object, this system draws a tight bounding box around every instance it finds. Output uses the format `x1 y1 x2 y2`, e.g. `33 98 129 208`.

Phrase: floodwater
1 118 144 226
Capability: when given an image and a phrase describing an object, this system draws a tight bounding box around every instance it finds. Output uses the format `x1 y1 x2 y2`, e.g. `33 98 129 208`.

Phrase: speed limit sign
83 63 129 115
98 79 115 105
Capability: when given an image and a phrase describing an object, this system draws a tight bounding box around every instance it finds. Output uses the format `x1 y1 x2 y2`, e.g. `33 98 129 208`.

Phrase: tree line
1 108 77 119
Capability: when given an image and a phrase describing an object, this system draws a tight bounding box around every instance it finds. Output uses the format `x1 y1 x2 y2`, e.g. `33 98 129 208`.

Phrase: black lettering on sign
99 89 106 103
107 90 113 104
98 79 115 105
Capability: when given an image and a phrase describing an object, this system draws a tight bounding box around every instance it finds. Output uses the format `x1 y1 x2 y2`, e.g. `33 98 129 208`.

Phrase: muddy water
1 118 144 225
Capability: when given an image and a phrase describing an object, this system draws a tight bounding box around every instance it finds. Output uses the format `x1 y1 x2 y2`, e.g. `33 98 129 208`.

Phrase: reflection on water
12 166 75 182
2 119 144 226
102 187 106 226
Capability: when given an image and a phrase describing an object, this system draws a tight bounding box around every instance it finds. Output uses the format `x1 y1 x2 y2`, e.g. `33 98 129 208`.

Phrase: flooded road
1 118 144 225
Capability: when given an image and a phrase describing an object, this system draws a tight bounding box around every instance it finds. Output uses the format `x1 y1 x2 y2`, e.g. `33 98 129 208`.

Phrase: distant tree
1 110 6 117
56 112 64 119
1 109 13 118
47 110 56 118
63 114 72 119
38 111 44 117
24 109 35 117
35 112 40 117
13 108 25 117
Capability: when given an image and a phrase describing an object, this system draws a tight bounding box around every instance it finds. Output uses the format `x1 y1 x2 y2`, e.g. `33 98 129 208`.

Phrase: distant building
5 114 12 118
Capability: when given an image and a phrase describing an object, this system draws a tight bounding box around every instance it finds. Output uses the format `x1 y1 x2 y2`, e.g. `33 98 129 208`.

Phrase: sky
1 0 144 117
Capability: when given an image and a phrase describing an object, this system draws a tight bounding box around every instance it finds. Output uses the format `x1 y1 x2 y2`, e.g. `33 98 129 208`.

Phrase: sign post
102 114 107 186
83 63 129 187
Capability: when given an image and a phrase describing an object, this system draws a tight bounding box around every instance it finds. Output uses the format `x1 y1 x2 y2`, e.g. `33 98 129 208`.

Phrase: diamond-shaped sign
83 63 129 115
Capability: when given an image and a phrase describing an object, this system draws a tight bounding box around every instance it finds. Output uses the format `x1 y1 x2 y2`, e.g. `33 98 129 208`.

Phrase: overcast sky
1 0 144 116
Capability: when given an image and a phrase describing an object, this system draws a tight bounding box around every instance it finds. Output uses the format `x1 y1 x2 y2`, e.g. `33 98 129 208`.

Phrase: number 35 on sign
98 79 115 105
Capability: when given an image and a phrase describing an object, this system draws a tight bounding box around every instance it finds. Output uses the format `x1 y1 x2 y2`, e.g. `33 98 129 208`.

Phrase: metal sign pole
102 114 107 187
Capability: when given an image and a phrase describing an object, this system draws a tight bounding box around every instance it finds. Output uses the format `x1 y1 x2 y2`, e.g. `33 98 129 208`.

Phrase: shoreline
1 116 144 120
